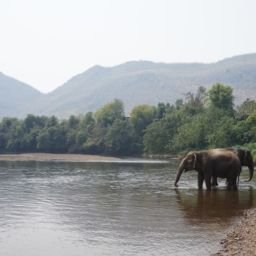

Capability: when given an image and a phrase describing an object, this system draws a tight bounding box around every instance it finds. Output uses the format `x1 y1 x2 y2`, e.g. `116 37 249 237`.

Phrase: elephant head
174 152 197 187
237 149 254 181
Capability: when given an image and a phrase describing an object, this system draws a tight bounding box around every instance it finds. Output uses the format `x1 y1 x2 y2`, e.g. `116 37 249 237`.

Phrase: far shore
0 153 170 163
0 153 122 162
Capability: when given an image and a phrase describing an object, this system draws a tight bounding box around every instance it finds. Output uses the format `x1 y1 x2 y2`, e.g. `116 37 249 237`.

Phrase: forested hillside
1 83 256 157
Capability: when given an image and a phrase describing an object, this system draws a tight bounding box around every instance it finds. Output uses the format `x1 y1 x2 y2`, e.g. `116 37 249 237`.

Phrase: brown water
0 160 255 256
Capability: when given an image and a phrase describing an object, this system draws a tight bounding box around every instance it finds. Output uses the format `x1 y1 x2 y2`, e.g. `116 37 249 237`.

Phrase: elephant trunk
246 162 254 182
174 162 184 187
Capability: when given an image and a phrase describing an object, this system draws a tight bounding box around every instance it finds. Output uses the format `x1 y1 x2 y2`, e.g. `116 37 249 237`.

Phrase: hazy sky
0 0 256 93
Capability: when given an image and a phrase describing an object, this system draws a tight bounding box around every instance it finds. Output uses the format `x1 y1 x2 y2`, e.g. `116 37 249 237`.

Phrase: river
0 159 255 256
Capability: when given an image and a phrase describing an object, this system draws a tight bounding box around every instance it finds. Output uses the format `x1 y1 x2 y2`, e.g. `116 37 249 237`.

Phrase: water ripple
0 161 254 255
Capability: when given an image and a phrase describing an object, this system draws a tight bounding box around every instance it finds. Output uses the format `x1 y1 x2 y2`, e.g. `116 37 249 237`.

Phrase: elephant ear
241 149 248 164
241 150 249 165
186 152 197 170
193 153 197 169
245 150 250 160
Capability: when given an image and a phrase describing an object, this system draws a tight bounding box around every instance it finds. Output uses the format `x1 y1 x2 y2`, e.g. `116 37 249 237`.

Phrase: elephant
174 149 241 191
211 148 254 186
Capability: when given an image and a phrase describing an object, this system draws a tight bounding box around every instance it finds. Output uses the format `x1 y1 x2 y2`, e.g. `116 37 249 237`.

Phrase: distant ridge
0 72 42 117
1 53 256 118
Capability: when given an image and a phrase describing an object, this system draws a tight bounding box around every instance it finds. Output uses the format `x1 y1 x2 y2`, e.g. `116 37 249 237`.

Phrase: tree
67 115 80 129
130 104 156 136
71 112 96 153
37 126 67 153
208 83 234 113
104 119 136 155
21 115 47 152
236 99 256 120
46 116 58 127
184 86 207 115
130 104 156 153
0 118 22 152
232 112 256 145
155 103 171 119
82 125 107 154
143 120 170 154
143 106 186 154
171 114 207 152
83 100 125 154
95 99 124 127
207 116 235 148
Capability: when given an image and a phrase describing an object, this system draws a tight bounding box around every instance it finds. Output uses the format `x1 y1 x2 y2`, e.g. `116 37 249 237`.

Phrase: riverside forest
1 83 256 157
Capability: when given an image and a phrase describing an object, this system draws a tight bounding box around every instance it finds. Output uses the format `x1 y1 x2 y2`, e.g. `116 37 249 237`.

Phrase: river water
0 159 255 256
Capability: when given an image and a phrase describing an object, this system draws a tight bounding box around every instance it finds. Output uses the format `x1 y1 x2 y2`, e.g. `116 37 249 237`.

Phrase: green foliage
184 86 207 115
104 119 137 155
207 116 235 148
236 99 256 120
130 104 156 152
143 120 169 154
0 84 256 157
95 99 124 127
208 83 234 113
144 83 252 155
155 103 171 119
171 114 208 152
37 125 67 153
130 104 156 136
83 100 135 155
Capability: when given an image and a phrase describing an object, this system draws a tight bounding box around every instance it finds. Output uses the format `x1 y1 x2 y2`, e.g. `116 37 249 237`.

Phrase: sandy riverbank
212 208 256 256
0 153 122 162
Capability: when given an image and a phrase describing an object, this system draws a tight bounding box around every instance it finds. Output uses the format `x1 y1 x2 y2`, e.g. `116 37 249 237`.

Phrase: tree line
1 83 256 157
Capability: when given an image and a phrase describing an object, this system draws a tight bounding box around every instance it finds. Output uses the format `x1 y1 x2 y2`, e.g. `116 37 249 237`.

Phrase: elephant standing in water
174 149 241 191
211 148 254 186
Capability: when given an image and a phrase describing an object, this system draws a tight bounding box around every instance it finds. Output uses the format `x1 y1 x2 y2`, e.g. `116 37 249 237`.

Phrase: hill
1 53 256 118
0 73 42 117
29 53 256 117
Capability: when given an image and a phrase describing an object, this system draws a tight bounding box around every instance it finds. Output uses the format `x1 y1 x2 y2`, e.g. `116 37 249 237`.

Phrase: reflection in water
0 160 255 256
175 188 254 224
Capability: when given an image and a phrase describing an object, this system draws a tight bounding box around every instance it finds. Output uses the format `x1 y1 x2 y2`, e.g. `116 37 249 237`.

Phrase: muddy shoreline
212 208 256 255
0 153 122 162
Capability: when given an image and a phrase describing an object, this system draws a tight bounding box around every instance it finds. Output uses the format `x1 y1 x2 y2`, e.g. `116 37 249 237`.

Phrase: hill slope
29 53 256 117
2 53 256 118
0 73 42 117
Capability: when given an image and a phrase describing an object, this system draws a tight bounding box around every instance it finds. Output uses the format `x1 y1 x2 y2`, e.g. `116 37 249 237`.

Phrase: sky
0 0 256 93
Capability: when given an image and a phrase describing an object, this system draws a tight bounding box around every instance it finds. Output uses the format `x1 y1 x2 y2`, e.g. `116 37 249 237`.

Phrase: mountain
0 73 42 117
2 53 256 118
28 53 256 117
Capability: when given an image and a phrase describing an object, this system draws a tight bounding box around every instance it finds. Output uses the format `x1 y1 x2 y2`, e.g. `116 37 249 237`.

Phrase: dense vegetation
1 83 256 157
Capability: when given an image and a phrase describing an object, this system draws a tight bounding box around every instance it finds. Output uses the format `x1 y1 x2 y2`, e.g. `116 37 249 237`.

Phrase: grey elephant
211 148 254 186
174 149 241 191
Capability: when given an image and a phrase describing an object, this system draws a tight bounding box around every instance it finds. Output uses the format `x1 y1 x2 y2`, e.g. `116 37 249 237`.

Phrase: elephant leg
211 176 218 186
226 179 232 190
198 173 204 190
232 177 238 191
205 174 212 191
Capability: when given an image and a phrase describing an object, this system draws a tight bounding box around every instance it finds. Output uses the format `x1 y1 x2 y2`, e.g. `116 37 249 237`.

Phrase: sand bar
0 153 122 162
